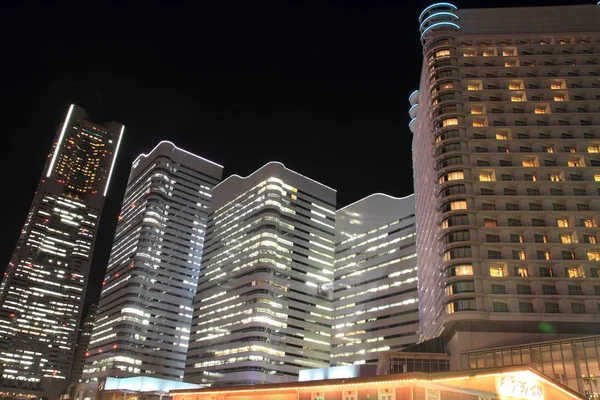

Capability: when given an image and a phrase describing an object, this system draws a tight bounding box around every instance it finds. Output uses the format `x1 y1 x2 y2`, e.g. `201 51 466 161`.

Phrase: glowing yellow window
595 174 600 182
463 51 475 57
496 133 508 140
436 50 451 58
483 51 493 57
589 237 598 244
443 118 459 127
551 84 562 89
588 252 600 261
455 265 474 276
468 84 481 91
567 160 581 167
583 219 596 228
511 96 523 102
557 219 569 228
516 267 528 276
522 160 535 167
545 147 555 153
473 120 486 127
509 84 521 90
588 146 599 153
542 251 551 260
448 171 464 181
504 62 516 67
450 200 468 210
471 108 484 114
517 252 527 260
567 267 582 277
549 174 562 181
502 51 513 56
535 107 547 114
440 82 455 90
554 95 565 101
490 266 505 277
479 173 493 181
560 234 573 244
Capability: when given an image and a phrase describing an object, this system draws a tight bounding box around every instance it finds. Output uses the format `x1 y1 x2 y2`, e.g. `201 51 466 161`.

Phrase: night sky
0 0 587 309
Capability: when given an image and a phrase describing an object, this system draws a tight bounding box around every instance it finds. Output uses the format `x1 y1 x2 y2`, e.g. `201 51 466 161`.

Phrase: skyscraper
332 194 419 366
65 304 97 399
80 141 222 393
185 162 336 386
410 3 600 366
0 104 124 399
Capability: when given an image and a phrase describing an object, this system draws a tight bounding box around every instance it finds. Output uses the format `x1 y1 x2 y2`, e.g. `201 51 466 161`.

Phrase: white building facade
80 142 222 396
332 194 419 366
185 162 336 386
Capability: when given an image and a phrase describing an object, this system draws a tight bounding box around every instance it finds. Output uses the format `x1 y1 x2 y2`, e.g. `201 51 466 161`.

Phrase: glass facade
461 335 600 398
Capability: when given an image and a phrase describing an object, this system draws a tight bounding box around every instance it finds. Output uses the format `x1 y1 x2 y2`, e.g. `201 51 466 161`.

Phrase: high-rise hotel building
332 194 419 366
81 141 222 391
410 3 600 366
185 162 336 386
0 105 124 399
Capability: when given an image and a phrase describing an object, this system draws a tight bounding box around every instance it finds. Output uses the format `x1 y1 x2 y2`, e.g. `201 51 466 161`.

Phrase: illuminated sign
498 373 544 400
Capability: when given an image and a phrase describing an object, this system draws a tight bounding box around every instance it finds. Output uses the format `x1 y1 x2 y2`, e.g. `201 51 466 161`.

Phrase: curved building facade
185 162 336 386
411 3 600 365
332 194 419 366
80 142 222 395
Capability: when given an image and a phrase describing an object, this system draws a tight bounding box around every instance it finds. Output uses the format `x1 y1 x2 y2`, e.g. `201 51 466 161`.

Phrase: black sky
0 0 588 308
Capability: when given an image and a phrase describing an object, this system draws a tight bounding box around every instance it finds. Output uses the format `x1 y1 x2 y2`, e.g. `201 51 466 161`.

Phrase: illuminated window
426 389 440 400
567 160 581 167
490 266 505 277
312 392 324 400
511 96 524 102
585 235 597 244
472 119 486 127
440 82 454 90
534 107 547 114
548 174 562 181
442 118 459 127
436 49 451 58
455 265 474 276
471 107 484 115
560 234 573 244
522 160 535 167
343 390 358 400
515 267 529 277
450 200 468 210
504 62 516 67
513 251 527 260
595 174 600 182
588 252 600 261
502 51 514 57
583 219 596 228
557 219 570 227
479 173 493 181
509 84 521 90
588 146 599 153
566 267 582 278
463 51 475 57
554 95 565 101
482 51 494 57
484 219 498 227
468 83 481 91
495 132 508 140
379 388 395 400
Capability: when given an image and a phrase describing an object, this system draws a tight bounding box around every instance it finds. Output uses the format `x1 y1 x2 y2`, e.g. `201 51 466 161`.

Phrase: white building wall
332 194 419 366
